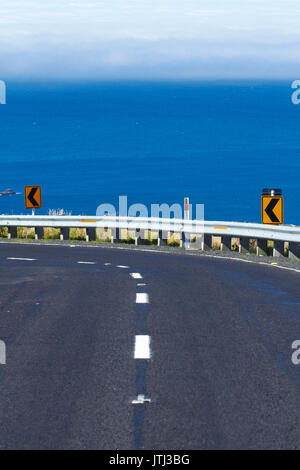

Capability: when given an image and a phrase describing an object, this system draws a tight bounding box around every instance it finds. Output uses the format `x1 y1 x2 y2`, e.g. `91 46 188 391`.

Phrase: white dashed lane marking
117 265 129 269
77 261 96 265
130 273 143 279
7 257 36 261
134 335 151 359
104 263 112 266
137 283 146 286
0 340 6 365
136 293 149 304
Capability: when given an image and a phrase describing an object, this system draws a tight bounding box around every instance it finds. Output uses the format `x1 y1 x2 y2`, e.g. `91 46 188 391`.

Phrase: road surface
0 242 299 449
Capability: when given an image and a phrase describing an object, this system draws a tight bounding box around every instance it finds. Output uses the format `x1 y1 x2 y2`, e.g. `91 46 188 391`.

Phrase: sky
0 0 299 80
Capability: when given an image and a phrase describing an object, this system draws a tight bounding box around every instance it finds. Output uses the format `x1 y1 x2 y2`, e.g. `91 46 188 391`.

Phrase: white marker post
184 197 190 248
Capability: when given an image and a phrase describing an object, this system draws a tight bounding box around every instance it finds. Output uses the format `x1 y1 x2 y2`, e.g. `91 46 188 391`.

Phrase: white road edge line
269 264 300 273
130 273 143 279
136 293 149 304
134 335 151 359
7 257 36 261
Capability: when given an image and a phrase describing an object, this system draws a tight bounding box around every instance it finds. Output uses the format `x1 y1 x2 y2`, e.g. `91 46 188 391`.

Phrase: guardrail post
202 234 211 251
239 237 250 254
7 226 17 239
221 235 232 252
86 227 96 242
256 239 268 256
273 240 285 257
158 229 168 246
137 229 146 245
112 228 121 244
35 227 44 240
288 242 299 259
60 228 70 241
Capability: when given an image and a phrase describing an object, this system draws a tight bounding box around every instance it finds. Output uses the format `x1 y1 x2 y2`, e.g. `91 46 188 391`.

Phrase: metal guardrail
0 215 299 257
0 215 300 240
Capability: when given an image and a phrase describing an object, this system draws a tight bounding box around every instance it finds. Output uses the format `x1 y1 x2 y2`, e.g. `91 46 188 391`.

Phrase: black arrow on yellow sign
265 198 280 223
28 187 39 207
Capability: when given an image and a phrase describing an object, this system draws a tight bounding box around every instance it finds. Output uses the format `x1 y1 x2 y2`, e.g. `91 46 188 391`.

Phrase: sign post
184 197 190 248
261 188 283 225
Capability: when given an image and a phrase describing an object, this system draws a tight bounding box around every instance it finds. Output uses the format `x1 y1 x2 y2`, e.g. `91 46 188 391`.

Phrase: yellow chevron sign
261 196 283 224
25 186 42 209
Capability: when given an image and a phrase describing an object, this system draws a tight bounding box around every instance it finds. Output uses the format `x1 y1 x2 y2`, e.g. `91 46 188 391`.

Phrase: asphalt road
0 241 299 450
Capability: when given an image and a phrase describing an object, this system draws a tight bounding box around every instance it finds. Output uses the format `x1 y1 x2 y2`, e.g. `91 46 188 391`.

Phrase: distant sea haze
0 80 299 224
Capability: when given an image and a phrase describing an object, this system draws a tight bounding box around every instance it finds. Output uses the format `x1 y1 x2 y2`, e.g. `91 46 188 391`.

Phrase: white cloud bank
0 0 299 79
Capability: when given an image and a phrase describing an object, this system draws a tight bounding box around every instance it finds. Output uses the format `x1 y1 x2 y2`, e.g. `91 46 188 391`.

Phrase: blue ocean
0 80 299 223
